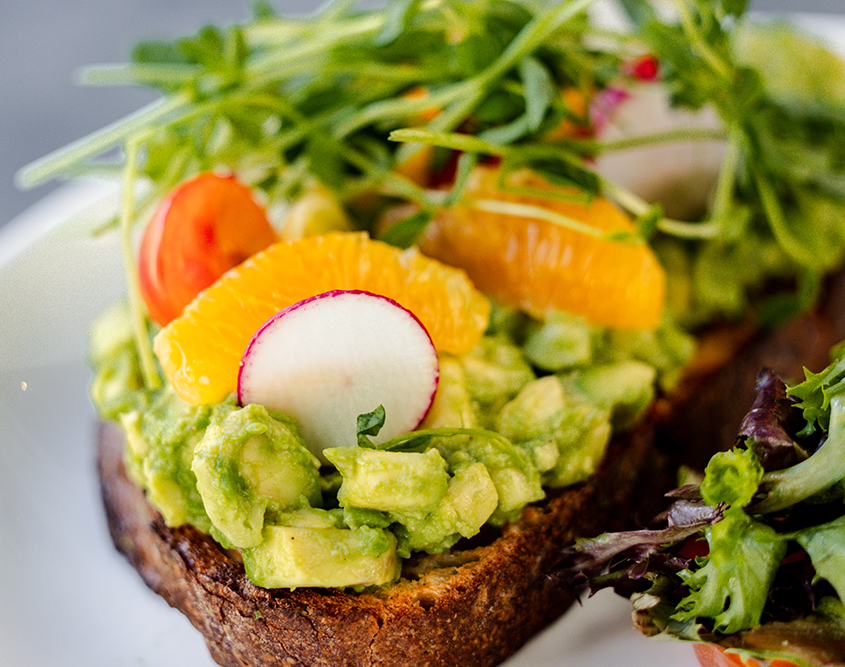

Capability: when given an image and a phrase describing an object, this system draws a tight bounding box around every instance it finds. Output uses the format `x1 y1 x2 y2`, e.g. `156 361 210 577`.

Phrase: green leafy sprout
14 0 845 380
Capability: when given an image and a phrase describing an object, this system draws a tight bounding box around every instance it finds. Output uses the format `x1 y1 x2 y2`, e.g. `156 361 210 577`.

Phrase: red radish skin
238 290 440 462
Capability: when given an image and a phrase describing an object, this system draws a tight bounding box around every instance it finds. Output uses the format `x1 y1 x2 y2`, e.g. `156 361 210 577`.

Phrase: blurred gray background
1 0 842 229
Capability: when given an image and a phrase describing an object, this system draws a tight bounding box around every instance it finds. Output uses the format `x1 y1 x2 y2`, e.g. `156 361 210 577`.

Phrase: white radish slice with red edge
237 289 439 463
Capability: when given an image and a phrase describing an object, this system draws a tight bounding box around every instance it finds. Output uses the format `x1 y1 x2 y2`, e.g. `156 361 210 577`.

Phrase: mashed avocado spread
90 301 692 589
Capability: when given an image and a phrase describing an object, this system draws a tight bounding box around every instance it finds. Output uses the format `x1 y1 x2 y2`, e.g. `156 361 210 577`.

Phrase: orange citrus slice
154 231 490 404
418 165 665 330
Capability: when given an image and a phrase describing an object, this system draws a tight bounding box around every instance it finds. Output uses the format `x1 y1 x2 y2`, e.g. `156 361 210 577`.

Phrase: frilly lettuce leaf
674 511 787 634
788 349 845 436
699 446 763 509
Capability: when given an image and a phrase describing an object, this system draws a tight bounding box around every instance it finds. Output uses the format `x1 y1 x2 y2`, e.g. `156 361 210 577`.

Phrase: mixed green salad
552 345 845 666
16 0 845 657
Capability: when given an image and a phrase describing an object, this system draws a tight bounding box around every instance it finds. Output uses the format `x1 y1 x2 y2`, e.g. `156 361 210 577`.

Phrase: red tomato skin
139 172 278 326
694 643 797 667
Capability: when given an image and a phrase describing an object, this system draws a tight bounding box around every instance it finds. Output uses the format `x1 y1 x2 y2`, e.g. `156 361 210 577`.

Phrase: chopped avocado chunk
496 376 567 442
436 434 544 525
522 312 596 371
419 356 477 430
243 524 400 589
494 376 612 487
541 404 612 488
192 402 322 548
460 337 535 424
569 360 657 430
392 461 499 556
325 447 449 513
122 385 215 531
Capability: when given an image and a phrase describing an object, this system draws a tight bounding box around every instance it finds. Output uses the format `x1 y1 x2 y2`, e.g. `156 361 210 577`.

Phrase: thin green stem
16 93 192 189
754 169 815 267
581 127 727 155
601 177 719 240
672 0 732 81
80 63 202 87
119 140 160 390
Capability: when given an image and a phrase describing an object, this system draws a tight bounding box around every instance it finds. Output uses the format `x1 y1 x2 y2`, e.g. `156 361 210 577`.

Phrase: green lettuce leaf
674 511 787 634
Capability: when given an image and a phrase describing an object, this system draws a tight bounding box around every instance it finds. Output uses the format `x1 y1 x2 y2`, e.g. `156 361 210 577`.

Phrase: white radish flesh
592 84 726 219
237 290 439 462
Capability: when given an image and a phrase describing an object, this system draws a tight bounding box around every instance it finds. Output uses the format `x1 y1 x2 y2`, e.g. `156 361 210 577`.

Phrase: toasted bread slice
97 273 845 667
98 412 673 667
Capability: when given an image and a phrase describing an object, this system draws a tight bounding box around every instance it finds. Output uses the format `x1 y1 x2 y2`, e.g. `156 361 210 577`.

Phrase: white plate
2 14 844 666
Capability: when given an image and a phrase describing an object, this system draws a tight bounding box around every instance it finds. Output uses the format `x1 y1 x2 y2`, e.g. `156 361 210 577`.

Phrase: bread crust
99 413 672 667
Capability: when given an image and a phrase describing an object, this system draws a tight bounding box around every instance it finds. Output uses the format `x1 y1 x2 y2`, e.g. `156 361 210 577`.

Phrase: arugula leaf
356 405 386 448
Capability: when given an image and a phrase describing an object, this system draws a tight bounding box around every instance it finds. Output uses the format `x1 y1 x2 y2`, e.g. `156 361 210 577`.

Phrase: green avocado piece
324 446 449 513
392 461 499 556
496 375 567 442
522 312 597 372
460 337 535 425
192 402 322 548
541 404 612 488
569 360 657 430
120 386 215 532
495 375 613 488
436 436 543 525
243 524 400 589
419 356 477 430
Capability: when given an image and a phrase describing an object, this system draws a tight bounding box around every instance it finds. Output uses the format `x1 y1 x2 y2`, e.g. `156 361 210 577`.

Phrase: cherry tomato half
694 642 797 667
139 172 278 326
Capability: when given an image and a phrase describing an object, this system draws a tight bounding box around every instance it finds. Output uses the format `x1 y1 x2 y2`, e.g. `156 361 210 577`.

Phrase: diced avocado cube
438 436 544 525
325 447 449 513
460 337 535 422
192 402 322 548
542 404 612 488
391 461 499 555
419 356 477 429
444 461 499 536
571 360 657 429
522 312 596 371
243 524 400 589
496 376 567 442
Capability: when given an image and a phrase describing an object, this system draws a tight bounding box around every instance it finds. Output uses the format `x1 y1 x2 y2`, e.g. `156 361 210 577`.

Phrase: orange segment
418 165 665 330
154 231 490 404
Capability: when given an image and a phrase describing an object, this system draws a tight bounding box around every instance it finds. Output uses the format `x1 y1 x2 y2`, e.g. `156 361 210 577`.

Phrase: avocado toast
17 0 845 665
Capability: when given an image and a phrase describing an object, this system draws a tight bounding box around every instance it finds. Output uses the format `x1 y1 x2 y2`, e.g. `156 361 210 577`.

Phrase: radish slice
593 84 726 219
238 290 439 462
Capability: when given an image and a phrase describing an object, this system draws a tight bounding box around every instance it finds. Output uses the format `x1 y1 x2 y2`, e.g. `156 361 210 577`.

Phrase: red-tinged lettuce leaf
738 368 812 471
548 502 722 596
